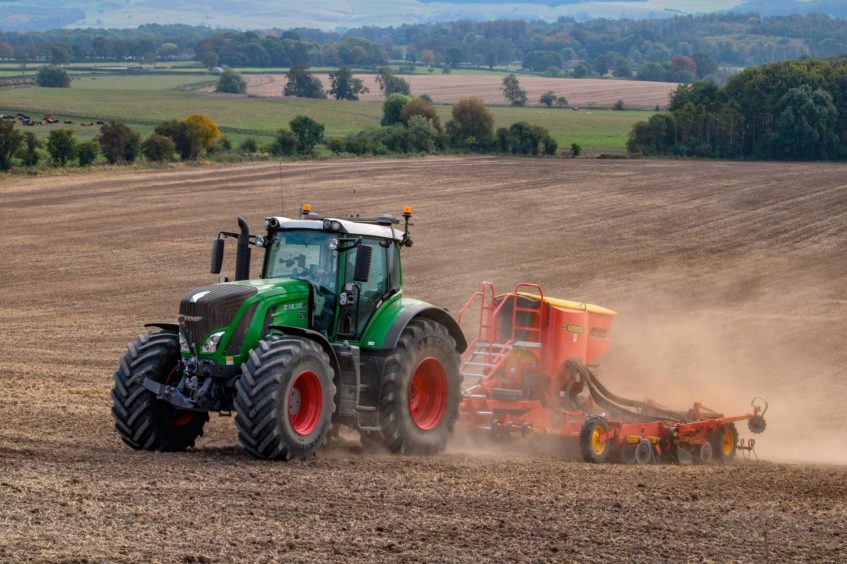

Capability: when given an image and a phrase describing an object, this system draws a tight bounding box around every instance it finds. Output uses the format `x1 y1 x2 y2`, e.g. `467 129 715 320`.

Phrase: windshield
264 229 339 293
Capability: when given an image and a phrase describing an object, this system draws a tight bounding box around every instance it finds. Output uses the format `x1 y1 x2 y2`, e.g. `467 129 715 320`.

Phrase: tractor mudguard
144 322 179 333
381 305 467 354
267 325 342 379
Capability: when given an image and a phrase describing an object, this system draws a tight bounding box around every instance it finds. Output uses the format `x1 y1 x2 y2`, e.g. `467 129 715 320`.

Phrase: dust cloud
597 259 847 465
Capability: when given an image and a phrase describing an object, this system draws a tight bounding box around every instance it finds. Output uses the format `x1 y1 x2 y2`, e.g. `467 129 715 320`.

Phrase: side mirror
211 239 224 274
353 245 372 283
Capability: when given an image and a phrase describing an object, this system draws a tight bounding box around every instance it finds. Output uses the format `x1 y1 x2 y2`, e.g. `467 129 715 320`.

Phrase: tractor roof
266 216 403 241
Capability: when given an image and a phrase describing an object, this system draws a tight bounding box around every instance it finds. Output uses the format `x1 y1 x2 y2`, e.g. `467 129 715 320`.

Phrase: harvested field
1 157 846 561
232 73 678 109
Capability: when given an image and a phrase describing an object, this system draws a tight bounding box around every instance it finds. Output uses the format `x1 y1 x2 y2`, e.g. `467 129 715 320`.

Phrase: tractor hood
178 279 309 354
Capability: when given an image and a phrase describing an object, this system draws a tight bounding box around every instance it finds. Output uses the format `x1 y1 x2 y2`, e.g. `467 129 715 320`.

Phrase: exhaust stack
235 216 251 281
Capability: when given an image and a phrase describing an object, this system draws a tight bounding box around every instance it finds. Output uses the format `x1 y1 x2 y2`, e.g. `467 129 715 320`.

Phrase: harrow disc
676 444 693 465
634 438 653 465
698 442 713 464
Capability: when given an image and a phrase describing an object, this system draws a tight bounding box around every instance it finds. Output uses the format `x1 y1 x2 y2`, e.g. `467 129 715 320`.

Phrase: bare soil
230 74 677 109
1 157 846 561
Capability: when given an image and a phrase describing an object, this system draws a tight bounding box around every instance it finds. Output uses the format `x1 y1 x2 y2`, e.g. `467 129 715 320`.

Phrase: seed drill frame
456 282 767 464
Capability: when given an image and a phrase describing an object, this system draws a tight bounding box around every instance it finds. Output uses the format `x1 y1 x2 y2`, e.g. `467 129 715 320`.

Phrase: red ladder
457 282 546 388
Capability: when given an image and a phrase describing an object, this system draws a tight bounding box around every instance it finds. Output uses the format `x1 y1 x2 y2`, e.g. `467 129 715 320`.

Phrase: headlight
201 331 226 354
322 219 343 232
255 235 265 248
179 333 190 353
328 238 338 250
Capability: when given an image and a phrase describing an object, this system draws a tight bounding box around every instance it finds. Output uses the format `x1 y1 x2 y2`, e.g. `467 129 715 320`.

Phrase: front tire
111 332 208 452
371 318 461 455
235 337 336 460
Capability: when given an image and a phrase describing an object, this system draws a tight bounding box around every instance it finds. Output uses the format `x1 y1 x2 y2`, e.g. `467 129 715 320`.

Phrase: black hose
566 359 687 424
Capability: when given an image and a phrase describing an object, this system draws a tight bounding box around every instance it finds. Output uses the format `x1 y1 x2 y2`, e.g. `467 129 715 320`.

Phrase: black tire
579 415 612 463
709 422 738 463
235 337 336 460
371 318 461 455
111 332 208 452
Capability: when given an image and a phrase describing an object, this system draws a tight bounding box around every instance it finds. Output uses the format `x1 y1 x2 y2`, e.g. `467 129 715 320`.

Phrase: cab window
340 238 389 337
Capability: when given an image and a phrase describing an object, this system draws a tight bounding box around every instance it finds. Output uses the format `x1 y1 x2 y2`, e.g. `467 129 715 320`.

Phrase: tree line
0 114 225 171
0 96 567 173
627 57 847 160
3 13 847 83
323 95 559 157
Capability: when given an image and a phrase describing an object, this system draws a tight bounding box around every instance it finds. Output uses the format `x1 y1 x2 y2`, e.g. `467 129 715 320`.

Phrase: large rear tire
235 337 336 460
370 318 461 455
111 332 208 452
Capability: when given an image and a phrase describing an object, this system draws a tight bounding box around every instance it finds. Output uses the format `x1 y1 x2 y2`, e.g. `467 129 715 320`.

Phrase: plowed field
1 157 845 561
235 74 677 109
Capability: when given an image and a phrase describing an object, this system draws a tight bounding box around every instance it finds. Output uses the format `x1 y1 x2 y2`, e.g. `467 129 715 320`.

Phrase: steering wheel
313 269 336 291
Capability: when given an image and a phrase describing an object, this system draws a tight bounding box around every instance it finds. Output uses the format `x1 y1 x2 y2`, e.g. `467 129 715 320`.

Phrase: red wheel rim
162 367 195 428
408 357 448 431
288 370 323 436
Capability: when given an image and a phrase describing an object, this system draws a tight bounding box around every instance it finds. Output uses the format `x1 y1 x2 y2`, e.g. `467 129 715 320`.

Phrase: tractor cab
259 207 408 340
206 205 413 347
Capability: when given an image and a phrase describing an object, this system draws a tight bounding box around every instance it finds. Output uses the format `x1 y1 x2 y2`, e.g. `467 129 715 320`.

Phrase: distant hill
1 0 845 33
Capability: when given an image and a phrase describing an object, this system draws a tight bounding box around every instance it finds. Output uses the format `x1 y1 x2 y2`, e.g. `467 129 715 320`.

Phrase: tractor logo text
563 324 583 334
283 302 304 311
178 314 202 323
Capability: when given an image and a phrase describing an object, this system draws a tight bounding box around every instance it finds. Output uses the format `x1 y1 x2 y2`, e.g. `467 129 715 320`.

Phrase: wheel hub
722 426 735 456
408 357 448 431
591 426 605 455
288 388 302 416
288 370 322 436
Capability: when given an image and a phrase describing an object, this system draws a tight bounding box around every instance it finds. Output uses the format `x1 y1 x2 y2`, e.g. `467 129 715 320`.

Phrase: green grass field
0 70 35 78
69 74 216 90
0 76 648 153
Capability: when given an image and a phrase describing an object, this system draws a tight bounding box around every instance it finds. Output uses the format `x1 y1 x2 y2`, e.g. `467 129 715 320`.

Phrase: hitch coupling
142 377 216 411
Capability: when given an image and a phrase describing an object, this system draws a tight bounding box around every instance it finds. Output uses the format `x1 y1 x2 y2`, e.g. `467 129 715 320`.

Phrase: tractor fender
382 305 467 354
267 325 342 379
144 322 179 333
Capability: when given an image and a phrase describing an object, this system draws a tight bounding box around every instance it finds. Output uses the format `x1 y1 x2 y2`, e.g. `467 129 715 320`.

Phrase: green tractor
112 206 466 459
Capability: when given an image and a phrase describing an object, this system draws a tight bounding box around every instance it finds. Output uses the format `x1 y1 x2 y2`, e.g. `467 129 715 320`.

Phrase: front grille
178 284 257 348
225 303 258 355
